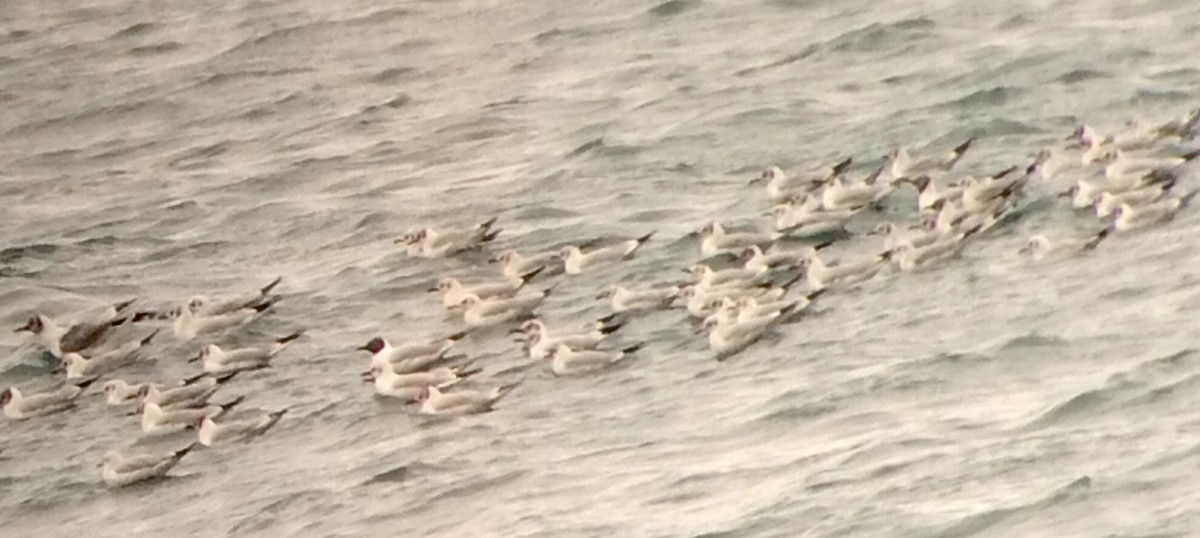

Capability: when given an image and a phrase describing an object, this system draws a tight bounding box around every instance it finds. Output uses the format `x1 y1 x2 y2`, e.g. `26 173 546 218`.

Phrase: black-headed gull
696 310 785 361
103 379 149 406
768 201 861 234
415 381 522 416
429 267 544 309
801 250 889 291
751 158 851 202
889 227 977 272
395 217 501 258
1018 231 1109 260
511 318 623 359
189 330 304 375
173 299 273 340
139 373 238 410
596 284 678 312
739 242 833 273
2 377 99 420
1107 190 1199 231
1093 179 1176 219
868 222 944 252
886 137 975 179
459 288 552 328
820 162 895 210
1103 149 1200 181
558 232 654 275
687 264 769 288
60 330 158 380
366 362 480 401
899 175 966 214
15 311 136 358
517 325 622 360
357 332 466 374
197 408 287 446
139 395 244 435
546 342 643 376
184 277 281 318
489 249 565 279
100 442 198 488
699 221 773 257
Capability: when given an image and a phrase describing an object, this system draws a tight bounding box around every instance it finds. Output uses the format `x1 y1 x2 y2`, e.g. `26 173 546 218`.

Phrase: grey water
2 0 1200 536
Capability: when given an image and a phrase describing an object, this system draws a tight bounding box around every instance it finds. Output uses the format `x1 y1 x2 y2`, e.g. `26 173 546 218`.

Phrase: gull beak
1055 190 1071 198
506 327 525 335
486 257 498 264
354 344 371 352
392 237 405 244
748 177 764 186
186 352 201 363
595 292 610 300
426 286 439 293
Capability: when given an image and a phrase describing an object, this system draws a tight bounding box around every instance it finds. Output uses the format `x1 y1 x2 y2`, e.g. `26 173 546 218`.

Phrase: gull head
356 337 387 354
185 296 210 314
750 166 782 186
459 295 482 309
491 250 517 265
557 246 581 260
868 222 895 237
1112 205 1127 220
699 221 721 236
687 264 712 281
739 245 764 261
1018 235 1050 256
677 286 696 300
0 388 12 405
431 277 459 293
14 314 46 334
595 286 618 300
514 319 545 335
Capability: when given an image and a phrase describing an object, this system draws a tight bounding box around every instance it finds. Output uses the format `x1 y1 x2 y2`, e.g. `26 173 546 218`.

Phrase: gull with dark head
2 377 99 420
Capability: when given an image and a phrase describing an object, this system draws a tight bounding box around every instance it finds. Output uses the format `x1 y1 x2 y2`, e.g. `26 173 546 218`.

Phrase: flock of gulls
4 105 1199 489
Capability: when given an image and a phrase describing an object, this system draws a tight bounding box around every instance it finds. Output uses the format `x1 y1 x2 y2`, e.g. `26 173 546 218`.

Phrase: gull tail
491 379 524 406
259 409 288 435
596 312 622 326
516 266 546 288
250 299 276 314
478 216 499 231
112 298 138 314
991 165 1018 179
139 329 160 347
620 343 645 356
456 358 483 379
74 376 102 392
952 137 976 157
276 330 306 345
863 162 886 186
215 372 240 385
625 231 656 258
778 270 806 291
805 288 828 303
182 372 208 385
173 442 201 461
481 228 503 243
599 322 624 336
813 239 836 251
445 331 469 342
1179 189 1200 209
131 310 163 322
219 395 246 413
1177 148 1200 162
260 276 284 297
829 156 853 177
1083 226 1112 251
